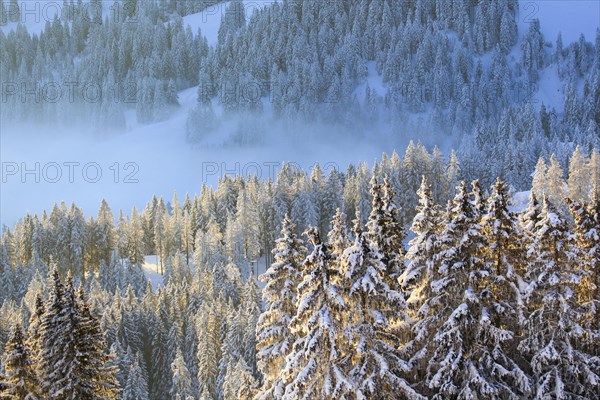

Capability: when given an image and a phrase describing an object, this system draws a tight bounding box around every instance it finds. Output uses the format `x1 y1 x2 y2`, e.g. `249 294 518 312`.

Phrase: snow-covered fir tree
340 229 422 399
282 227 352 399
0 325 39 399
365 176 406 293
399 176 441 371
123 353 149 400
256 215 306 399
519 197 600 398
414 181 529 398
170 347 194 400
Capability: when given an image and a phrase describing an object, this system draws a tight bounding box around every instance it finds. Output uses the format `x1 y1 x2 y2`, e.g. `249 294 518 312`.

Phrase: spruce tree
366 176 407 292
422 182 527 398
38 268 67 398
340 230 422 399
519 198 600 398
481 178 528 286
123 353 149 400
196 305 221 399
399 177 440 349
39 271 120 399
568 195 600 354
282 227 352 399
327 209 350 258
256 215 306 399
25 296 44 375
0 325 39 399
520 192 542 245
170 347 194 399
76 287 121 398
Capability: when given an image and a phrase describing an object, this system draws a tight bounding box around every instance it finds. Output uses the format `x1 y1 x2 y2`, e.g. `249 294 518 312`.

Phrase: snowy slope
535 64 565 111
1 84 401 227
142 255 163 289
183 0 274 46
353 61 388 106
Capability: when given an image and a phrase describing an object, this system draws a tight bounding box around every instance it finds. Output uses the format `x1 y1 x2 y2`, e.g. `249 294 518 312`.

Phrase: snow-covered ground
0 81 406 227
142 255 163 289
184 0 274 46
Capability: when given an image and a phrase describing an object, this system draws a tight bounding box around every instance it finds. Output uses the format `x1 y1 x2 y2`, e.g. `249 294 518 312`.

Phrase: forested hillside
1 146 599 399
1 0 598 190
1 0 599 398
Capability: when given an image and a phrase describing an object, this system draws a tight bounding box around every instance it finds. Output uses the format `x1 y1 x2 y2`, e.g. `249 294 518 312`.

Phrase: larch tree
546 154 566 209
531 157 548 200
568 146 591 202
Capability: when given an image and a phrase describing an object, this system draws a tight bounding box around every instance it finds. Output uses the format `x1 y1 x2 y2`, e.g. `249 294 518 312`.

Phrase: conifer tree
399 177 440 325
340 230 422 399
327 209 350 258
421 182 530 398
282 227 351 399
546 154 566 208
39 271 120 399
0 325 39 399
76 287 121 398
235 358 258 400
170 347 194 400
196 305 221 399
568 194 600 353
199 385 214 400
481 178 528 284
519 198 600 398
25 296 44 375
520 192 542 245
256 215 305 399
568 146 591 202
531 157 548 200
123 353 149 400
366 176 406 292
38 268 67 398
